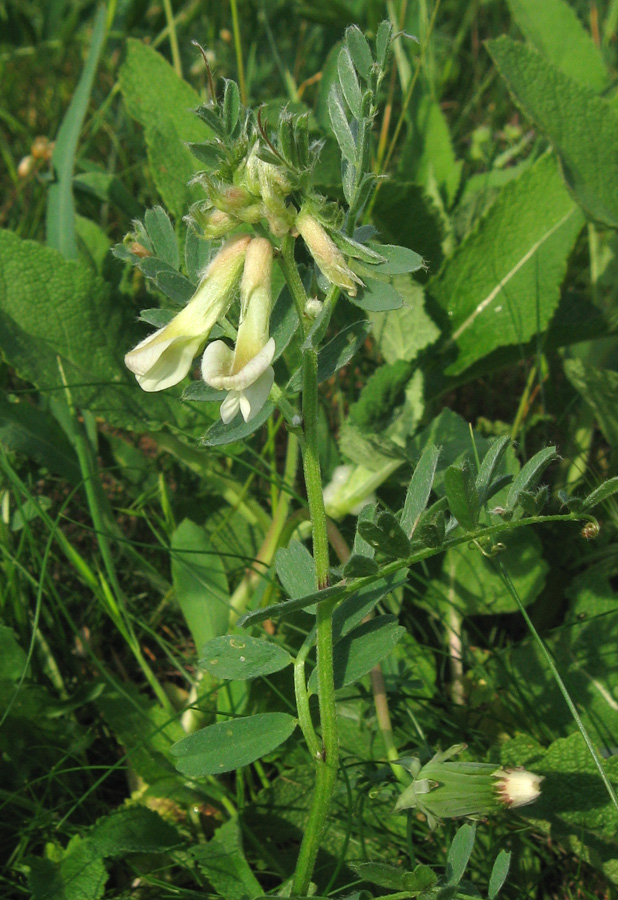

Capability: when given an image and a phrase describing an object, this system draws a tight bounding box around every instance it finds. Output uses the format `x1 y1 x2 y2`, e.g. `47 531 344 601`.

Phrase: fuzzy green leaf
444 458 480 529
119 40 207 218
400 443 441 537
506 446 558 511
308 615 406 692
505 0 608 91
144 206 179 269
487 36 618 228
191 818 263 900
0 231 181 431
430 154 584 375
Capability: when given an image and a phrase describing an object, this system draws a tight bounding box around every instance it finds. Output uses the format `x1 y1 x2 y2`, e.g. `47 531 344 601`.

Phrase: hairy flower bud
296 208 363 297
394 744 543 829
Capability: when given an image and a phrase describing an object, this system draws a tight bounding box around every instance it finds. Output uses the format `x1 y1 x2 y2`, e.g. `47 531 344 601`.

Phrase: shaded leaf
171 713 297 776
200 634 292 680
487 36 618 228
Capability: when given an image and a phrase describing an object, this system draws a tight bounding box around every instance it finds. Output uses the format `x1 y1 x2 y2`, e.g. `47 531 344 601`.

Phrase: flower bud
394 744 543 829
296 208 363 297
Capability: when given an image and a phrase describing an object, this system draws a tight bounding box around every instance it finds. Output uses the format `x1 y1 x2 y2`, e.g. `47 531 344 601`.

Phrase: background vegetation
1 0 618 898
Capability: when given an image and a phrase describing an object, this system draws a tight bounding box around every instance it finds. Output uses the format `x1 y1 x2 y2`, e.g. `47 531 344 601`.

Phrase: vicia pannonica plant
113 21 618 898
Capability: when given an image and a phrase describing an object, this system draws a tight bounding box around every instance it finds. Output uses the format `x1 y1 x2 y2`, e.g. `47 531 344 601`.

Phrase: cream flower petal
239 366 275 422
124 235 250 393
220 392 241 424
201 340 235 388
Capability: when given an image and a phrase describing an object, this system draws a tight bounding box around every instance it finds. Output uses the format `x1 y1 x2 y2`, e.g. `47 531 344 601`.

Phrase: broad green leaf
581 477 618 512
222 79 241 136
171 712 297 776
350 276 404 312
73 170 142 219
332 574 406 642
487 36 618 228
237 583 344 628
488 849 511 900
308 616 406 692
372 182 445 281
29 835 107 900
430 154 584 375
439 530 548 616
360 243 425 275
119 40 207 218
0 396 80 483
200 634 292 680
399 88 463 207
171 519 230 652
476 436 511 506
276 540 316 598
191 818 263 900
349 360 412 431
506 0 608 91
444 458 479 530
564 358 618 446
446 823 476 886
90 807 179 856
346 25 373 79
502 732 618 883
328 85 356 164
506 446 558 511
400 443 441 537
338 46 363 118
0 231 181 431
368 281 440 364
95 686 186 793
46 6 106 259
497 570 618 744
144 206 179 269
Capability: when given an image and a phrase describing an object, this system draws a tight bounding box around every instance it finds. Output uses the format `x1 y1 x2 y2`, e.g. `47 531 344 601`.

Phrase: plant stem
229 0 247 105
291 337 339 894
161 0 182 78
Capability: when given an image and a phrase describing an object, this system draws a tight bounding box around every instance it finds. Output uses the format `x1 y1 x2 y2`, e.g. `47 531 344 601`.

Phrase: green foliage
118 40 207 217
171 713 298 776
2 4 618 899
430 154 584 375
488 36 618 227
171 518 230 652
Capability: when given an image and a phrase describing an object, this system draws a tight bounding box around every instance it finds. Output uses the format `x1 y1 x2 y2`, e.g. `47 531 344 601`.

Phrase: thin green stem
162 0 182 78
495 561 618 814
294 627 320 759
229 0 247 105
291 340 339 894
279 234 310 329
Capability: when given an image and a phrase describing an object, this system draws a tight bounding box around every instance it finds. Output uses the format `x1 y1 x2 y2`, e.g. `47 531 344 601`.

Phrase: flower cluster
124 94 365 423
394 744 543 829
125 234 275 423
